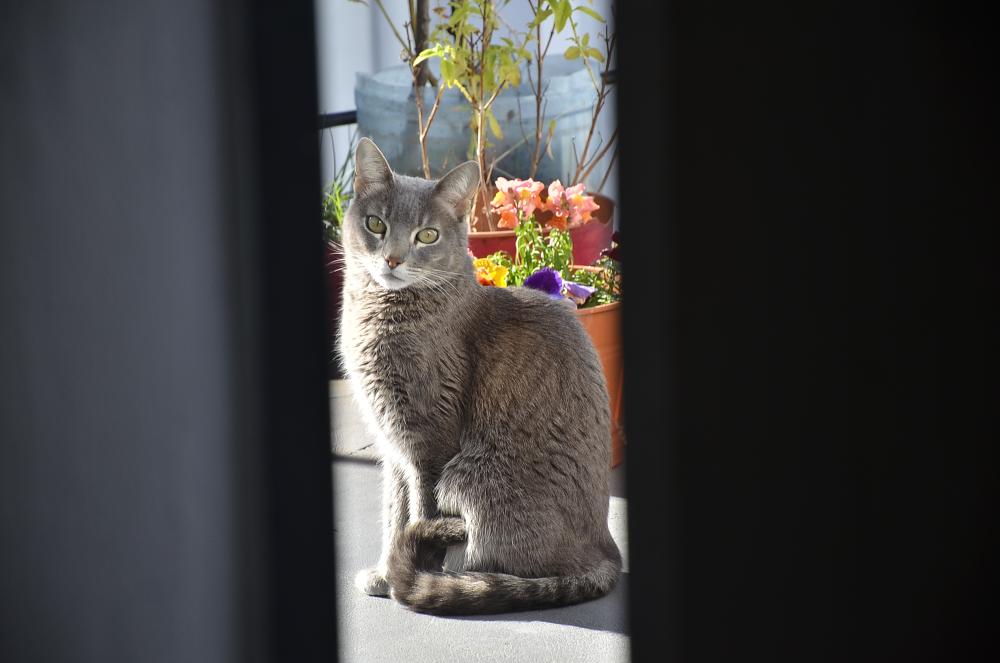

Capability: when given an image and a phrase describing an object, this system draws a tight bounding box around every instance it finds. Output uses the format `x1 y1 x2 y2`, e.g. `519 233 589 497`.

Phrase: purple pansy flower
523 267 563 298
563 280 596 305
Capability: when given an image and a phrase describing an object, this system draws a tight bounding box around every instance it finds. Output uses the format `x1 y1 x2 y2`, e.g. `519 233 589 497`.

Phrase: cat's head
343 137 480 290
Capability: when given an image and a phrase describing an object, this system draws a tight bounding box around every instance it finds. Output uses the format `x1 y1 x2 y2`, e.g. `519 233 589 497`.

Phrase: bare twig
578 126 618 183
474 1 494 230
414 81 445 177
412 0 433 86
490 135 529 170
372 0 412 60
596 146 618 193
530 7 557 178
570 25 616 186
406 1 443 177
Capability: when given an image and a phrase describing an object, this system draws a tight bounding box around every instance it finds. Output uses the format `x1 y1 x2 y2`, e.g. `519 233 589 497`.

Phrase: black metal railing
318 110 357 129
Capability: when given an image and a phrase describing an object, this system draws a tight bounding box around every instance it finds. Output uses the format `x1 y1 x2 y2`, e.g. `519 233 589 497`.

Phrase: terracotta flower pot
467 193 616 266
570 265 624 467
576 300 625 468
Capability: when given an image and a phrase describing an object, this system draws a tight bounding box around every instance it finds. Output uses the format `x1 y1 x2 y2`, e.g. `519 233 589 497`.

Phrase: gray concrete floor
330 379 630 663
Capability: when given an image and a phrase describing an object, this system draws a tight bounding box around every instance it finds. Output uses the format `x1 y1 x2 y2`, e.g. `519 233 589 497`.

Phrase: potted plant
322 139 356 378
471 177 625 466
355 1 617 257
406 0 618 261
355 1 602 182
467 174 613 264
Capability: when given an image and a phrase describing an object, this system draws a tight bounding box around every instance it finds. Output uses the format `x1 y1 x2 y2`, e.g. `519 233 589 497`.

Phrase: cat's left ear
433 161 480 219
354 137 393 197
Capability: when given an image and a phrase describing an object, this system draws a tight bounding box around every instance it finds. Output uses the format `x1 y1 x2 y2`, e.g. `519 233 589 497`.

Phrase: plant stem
413 0 431 86
595 145 618 193
373 0 412 60
406 0 442 177
568 16 600 93
578 126 618 183
570 27 616 185
474 1 493 231
414 81 444 177
571 92 604 184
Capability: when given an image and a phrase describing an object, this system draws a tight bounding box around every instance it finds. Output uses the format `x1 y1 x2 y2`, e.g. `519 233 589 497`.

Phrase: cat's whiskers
332 254 372 271
410 265 472 279
408 273 455 301
406 268 465 299
408 273 466 304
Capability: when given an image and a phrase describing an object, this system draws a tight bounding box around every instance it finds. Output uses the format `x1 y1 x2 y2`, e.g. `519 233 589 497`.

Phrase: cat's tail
386 517 620 615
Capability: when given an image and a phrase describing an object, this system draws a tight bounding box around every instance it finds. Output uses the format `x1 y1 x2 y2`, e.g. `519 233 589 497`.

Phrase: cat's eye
416 228 439 244
365 215 386 234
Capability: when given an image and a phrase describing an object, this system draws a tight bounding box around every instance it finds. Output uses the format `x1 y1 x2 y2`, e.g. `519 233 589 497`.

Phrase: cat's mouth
371 268 410 290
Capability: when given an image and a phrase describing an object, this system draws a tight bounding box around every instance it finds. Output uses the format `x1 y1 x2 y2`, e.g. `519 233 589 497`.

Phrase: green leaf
440 58 455 83
487 111 503 140
563 45 580 60
413 45 442 66
574 5 605 23
553 0 571 31
454 81 473 103
507 65 521 87
585 47 605 63
528 8 553 29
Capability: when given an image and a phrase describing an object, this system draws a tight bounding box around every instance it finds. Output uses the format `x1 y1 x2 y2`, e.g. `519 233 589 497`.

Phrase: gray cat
338 137 621 615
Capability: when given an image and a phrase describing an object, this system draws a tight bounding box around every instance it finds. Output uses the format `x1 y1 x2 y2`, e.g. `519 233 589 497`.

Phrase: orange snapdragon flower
491 177 545 228
544 180 600 229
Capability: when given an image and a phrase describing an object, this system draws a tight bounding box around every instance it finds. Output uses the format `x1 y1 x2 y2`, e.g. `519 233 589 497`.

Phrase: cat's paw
354 568 390 597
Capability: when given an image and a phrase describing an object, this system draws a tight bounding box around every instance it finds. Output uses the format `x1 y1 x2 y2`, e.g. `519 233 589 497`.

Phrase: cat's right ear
434 160 480 218
354 137 393 197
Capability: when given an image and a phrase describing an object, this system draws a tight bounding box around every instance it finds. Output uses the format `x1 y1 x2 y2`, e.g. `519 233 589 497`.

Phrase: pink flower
545 180 570 230
511 179 544 217
543 180 599 229
565 183 600 225
491 178 544 228
491 178 515 205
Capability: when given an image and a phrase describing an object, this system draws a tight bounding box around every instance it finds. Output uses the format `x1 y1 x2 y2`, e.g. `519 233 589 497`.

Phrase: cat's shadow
442 571 630 635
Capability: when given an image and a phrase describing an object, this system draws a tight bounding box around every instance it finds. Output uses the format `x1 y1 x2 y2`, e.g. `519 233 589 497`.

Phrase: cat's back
454 284 612 492
471 285 605 384
478 284 584 335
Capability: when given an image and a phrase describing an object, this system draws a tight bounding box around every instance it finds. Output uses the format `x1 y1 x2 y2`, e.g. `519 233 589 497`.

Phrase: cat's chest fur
341 291 467 464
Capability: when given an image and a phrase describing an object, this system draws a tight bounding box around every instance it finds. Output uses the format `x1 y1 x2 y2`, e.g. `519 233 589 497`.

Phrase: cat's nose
385 256 403 270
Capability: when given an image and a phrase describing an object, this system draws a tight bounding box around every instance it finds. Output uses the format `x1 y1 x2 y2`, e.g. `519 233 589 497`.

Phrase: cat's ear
433 161 480 218
354 137 393 196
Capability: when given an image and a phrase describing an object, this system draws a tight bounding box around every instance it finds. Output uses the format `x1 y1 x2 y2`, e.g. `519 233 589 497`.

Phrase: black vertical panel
615 0 678 660
0 1 334 661
247 1 336 661
621 2 995 661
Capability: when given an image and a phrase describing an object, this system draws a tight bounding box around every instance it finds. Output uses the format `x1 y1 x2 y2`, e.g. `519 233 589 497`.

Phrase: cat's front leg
354 459 409 596
408 470 441 521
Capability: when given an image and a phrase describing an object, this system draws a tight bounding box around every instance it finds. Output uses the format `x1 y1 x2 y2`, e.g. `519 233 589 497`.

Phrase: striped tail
386 518 621 616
